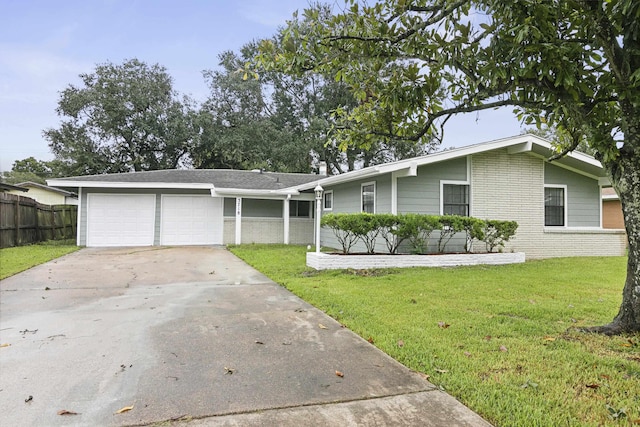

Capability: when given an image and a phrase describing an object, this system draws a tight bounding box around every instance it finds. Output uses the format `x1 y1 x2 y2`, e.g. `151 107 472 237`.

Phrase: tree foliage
1 157 68 185
44 59 201 176
256 0 640 334
193 10 436 174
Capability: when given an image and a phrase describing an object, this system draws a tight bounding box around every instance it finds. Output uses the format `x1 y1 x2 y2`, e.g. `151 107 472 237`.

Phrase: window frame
323 190 333 211
361 181 376 213
440 180 470 216
544 184 567 227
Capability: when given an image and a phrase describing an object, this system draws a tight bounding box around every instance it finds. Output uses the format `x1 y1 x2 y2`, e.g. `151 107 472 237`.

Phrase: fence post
14 199 20 245
35 203 40 241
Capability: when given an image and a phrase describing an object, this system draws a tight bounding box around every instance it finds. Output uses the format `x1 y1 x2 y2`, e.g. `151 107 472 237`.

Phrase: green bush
397 213 440 254
320 213 359 254
321 213 518 255
377 213 405 254
348 213 380 254
483 219 519 252
460 217 486 253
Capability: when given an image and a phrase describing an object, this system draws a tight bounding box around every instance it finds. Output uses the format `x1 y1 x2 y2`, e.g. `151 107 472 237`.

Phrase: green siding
544 163 600 227
223 198 283 218
397 157 467 214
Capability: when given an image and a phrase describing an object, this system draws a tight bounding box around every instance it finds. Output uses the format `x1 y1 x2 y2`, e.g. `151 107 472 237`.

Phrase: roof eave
46 180 216 190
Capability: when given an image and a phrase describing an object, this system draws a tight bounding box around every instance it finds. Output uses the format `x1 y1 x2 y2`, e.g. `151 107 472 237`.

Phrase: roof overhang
46 180 216 190
294 134 608 191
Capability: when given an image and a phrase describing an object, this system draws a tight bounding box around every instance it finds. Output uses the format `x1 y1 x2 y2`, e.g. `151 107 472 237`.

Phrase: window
361 182 375 213
545 187 565 226
290 200 311 218
442 184 469 216
323 191 333 211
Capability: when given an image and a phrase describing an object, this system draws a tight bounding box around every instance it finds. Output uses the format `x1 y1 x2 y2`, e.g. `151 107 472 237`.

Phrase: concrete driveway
0 246 490 426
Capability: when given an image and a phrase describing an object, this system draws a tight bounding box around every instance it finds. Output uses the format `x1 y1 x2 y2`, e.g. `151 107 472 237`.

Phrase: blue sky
0 0 523 172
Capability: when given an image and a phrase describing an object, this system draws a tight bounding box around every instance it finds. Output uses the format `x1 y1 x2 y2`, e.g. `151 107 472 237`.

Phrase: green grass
230 244 640 427
0 240 80 279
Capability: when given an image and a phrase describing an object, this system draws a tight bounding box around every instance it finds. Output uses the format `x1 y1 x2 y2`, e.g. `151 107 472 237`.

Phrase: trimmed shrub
460 217 486 253
321 213 358 254
349 213 380 254
377 213 405 254
483 220 519 252
321 213 518 255
397 213 440 254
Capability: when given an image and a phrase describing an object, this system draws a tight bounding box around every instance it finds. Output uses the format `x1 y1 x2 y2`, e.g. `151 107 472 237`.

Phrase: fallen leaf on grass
463 351 472 357
335 370 344 377
585 383 600 389
57 409 78 416
484 335 492 341
318 324 327 329
499 345 508 352
543 336 556 342
115 405 134 414
600 374 611 380
367 336 374 344
437 321 450 329
434 368 448 374
397 340 404 348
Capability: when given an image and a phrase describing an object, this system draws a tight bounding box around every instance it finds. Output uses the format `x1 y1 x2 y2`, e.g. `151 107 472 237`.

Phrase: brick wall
224 218 314 245
471 149 626 258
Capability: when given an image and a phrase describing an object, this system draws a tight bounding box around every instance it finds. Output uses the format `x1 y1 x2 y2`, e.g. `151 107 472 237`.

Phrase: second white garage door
160 195 223 245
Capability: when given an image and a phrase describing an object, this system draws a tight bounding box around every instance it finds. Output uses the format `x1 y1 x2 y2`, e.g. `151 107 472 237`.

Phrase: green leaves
44 59 200 175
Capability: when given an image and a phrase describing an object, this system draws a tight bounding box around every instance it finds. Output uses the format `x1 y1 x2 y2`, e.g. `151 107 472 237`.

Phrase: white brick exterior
224 218 314 245
307 251 526 270
470 149 627 258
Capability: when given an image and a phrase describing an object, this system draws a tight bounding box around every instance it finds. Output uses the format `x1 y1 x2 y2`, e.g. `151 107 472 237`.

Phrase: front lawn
230 244 640 427
0 240 80 280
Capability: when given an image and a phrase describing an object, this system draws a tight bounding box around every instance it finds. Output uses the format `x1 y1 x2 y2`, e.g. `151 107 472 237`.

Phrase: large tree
255 0 640 334
44 59 201 175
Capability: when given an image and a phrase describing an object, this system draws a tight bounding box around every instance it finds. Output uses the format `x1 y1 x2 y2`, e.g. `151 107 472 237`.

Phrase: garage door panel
161 196 223 245
87 194 156 247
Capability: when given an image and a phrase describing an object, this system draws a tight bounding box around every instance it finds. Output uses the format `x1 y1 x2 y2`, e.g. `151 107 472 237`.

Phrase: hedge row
320 213 518 255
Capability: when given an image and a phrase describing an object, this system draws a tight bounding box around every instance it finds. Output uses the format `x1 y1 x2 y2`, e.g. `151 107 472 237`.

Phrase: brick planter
306 251 526 270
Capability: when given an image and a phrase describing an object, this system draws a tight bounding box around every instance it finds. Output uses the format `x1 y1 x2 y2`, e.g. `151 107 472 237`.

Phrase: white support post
235 197 242 245
283 196 290 245
314 185 323 253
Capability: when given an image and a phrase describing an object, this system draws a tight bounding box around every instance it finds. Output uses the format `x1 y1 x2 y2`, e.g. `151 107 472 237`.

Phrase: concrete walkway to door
0 246 491 426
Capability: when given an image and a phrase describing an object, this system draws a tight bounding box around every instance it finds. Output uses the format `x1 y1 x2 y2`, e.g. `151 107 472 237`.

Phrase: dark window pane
362 184 375 213
544 188 564 226
323 192 332 210
297 201 310 217
443 184 469 216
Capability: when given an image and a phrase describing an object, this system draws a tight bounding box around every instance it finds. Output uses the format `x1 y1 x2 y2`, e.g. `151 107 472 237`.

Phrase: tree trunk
590 144 640 335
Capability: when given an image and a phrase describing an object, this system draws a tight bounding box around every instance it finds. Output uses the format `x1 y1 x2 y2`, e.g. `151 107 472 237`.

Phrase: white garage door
87 194 156 247
160 195 223 245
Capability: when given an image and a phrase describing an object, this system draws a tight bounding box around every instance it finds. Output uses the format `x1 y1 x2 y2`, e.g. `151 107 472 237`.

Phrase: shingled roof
51 169 320 191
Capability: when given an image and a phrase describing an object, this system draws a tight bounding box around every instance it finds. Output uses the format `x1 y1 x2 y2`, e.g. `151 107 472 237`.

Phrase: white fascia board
602 194 619 200
210 187 301 199
296 135 538 191
46 180 215 190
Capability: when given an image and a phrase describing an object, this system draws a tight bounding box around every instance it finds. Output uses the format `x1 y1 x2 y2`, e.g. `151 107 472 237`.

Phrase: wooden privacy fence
0 193 77 248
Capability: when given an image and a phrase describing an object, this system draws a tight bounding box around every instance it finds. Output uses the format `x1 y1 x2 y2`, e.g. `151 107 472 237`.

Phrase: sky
0 0 524 172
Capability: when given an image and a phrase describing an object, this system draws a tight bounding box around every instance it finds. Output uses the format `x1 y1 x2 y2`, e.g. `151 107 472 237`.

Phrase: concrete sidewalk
0 246 491 426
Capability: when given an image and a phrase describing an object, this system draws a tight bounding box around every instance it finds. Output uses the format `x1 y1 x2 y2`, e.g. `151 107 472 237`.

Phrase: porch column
235 197 242 245
283 196 290 245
